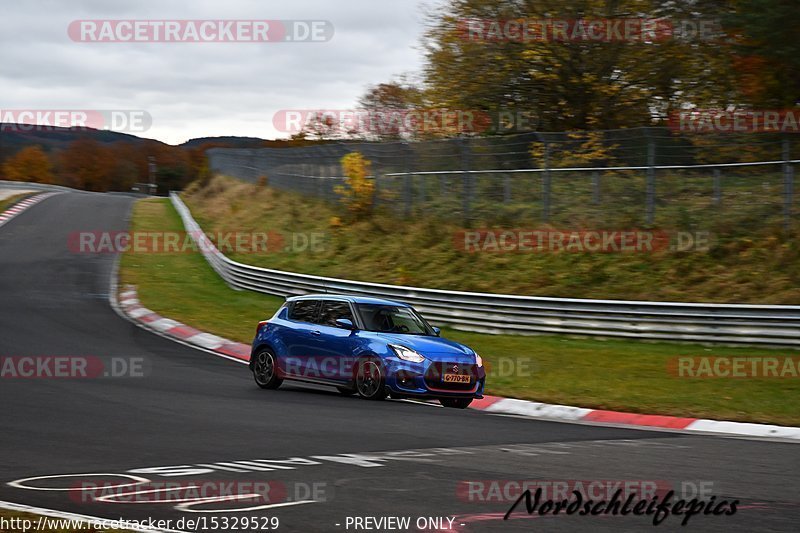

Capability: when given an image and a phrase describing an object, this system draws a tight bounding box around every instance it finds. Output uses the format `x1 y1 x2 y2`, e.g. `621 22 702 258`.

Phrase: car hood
366 332 475 358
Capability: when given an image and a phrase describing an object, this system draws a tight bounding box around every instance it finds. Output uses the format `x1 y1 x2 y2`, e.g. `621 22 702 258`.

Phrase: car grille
424 362 478 391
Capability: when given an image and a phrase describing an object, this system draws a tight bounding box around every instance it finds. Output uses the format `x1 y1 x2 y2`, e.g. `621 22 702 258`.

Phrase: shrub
335 152 374 218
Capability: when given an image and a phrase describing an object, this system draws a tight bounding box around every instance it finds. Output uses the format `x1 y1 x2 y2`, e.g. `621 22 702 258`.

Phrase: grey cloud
0 0 433 143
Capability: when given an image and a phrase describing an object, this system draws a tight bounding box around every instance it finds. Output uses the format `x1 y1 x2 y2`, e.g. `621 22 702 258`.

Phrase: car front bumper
384 357 486 398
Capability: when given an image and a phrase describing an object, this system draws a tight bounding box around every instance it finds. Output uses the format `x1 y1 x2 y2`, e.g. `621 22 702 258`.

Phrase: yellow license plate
443 374 471 383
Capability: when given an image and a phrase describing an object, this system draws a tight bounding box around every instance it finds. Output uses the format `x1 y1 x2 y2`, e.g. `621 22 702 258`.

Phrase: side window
288 300 319 323
318 300 354 328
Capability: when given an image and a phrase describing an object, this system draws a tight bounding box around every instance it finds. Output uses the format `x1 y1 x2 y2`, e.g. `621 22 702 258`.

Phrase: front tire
355 358 387 400
253 349 283 389
440 397 473 409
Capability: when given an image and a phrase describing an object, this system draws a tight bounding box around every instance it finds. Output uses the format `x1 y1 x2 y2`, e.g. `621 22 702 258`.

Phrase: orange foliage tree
2 145 54 183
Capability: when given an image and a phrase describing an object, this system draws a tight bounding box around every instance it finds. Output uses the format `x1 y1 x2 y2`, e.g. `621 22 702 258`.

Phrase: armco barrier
0 180 81 193
170 193 800 346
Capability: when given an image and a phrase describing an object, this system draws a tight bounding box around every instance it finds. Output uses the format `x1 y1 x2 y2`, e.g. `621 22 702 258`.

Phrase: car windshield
357 304 433 335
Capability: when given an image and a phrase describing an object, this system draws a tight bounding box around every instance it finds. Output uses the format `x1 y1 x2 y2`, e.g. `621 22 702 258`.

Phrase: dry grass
181 175 800 303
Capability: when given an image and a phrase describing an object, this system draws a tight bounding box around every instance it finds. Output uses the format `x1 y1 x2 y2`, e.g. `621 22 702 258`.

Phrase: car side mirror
432 326 441 336
335 318 355 330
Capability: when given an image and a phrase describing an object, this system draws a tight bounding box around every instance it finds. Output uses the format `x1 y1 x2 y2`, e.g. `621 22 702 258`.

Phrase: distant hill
0 126 334 159
180 136 267 148
0 124 165 157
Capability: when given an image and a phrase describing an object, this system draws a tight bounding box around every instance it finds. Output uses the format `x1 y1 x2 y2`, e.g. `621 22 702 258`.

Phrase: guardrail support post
783 138 794 230
592 170 600 205
645 139 655 225
503 173 511 204
713 168 721 206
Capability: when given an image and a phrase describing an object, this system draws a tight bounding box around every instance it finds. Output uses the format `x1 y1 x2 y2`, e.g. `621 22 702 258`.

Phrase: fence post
416 154 425 209
403 143 413 217
645 138 655 225
592 170 600 205
784 138 794 230
372 157 381 208
713 168 721 205
542 142 551 222
316 164 324 199
461 136 472 225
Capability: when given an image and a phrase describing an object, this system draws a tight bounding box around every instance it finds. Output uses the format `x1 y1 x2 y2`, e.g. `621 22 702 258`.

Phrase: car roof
286 294 411 307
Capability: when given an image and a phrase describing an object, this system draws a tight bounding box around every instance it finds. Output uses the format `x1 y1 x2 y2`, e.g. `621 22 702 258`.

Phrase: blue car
249 295 485 408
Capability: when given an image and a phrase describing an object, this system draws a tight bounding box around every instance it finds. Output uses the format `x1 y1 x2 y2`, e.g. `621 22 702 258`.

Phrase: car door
313 299 358 382
281 299 321 378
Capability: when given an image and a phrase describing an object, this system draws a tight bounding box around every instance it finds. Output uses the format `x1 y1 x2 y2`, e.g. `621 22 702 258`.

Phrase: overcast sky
1 0 436 145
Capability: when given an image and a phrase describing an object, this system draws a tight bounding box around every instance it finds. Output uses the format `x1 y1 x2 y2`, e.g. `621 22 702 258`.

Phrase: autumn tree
2 145 54 183
420 0 739 131
726 0 800 108
57 138 116 191
144 141 192 192
357 80 424 140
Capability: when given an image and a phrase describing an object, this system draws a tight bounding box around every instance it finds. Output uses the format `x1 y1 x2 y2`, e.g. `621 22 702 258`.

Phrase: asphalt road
0 191 797 532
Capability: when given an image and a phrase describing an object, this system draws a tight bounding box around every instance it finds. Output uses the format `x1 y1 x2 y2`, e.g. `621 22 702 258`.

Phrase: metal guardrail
171 193 800 346
0 180 81 193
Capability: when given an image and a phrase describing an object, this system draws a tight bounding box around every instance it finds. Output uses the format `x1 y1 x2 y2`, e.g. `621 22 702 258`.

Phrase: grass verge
119 197 800 426
0 192 34 213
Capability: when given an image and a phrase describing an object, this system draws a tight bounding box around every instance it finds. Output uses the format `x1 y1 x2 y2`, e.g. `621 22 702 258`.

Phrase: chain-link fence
207 127 798 234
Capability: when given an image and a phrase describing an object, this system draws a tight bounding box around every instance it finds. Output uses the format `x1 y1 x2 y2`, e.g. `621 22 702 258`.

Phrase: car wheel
355 358 387 400
336 386 356 396
253 349 283 389
440 397 473 409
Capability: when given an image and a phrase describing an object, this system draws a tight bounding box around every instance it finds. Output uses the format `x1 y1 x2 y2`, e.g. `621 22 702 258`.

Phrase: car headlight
475 353 483 367
389 344 426 363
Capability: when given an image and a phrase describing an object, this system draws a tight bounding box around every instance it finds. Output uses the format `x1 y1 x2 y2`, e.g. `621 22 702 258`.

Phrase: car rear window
288 300 319 323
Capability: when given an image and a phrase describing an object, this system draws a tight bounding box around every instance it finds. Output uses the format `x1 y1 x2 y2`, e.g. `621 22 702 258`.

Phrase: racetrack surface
0 192 797 532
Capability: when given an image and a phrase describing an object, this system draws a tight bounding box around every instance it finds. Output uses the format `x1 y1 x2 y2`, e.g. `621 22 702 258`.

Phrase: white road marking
174 498 315 513
7 473 149 491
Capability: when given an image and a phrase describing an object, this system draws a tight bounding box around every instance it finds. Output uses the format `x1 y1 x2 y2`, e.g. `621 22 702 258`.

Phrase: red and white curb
0 192 59 228
117 285 800 441
470 395 800 440
117 285 251 363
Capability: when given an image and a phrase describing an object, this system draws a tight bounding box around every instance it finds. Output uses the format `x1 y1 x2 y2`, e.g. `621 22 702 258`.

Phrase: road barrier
0 180 81 193
171 193 800 346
